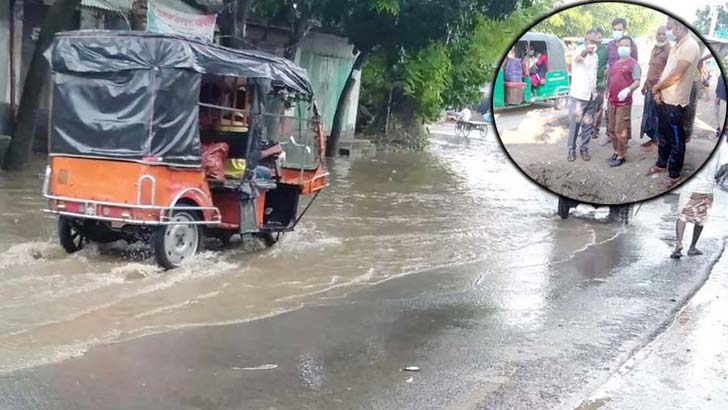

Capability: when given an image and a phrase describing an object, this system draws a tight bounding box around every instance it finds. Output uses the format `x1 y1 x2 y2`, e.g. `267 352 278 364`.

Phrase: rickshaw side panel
278 167 327 195
532 71 569 99
48 156 217 222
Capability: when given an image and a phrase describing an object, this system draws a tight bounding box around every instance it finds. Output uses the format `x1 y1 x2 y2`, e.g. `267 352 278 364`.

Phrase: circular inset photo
491 0 727 205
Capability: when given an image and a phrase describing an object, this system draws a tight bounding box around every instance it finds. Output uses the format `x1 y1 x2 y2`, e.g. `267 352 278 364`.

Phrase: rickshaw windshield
258 90 320 171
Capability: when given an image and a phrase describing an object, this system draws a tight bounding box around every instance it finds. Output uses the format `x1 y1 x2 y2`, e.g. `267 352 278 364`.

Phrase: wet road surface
0 127 726 409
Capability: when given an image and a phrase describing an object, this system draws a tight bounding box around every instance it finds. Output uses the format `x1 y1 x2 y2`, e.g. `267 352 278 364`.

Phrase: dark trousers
683 80 700 138
656 103 687 179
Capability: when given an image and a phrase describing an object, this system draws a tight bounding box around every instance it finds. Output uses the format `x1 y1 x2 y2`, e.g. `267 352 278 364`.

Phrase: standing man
606 18 639 79
566 28 600 162
602 18 639 145
640 26 671 151
606 36 641 167
592 28 609 139
715 73 726 137
684 53 711 140
649 17 700 189
670 132 728 259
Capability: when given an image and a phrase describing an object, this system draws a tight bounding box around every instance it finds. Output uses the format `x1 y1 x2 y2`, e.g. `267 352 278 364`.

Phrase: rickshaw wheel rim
163 212 199 265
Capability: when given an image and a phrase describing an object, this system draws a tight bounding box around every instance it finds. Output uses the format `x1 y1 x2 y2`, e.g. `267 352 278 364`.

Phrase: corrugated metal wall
298 50 354 133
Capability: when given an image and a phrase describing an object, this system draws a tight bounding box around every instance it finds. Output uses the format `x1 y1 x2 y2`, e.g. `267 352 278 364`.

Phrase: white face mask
666 29 676 42
656 40 667 47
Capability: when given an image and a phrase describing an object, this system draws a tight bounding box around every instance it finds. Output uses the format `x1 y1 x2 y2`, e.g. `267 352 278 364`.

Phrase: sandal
646 165 667 176
659 176 681 189
670 249 683 259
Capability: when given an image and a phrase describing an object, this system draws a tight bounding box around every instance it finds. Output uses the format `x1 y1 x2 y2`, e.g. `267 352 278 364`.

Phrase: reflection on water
0 131 683 372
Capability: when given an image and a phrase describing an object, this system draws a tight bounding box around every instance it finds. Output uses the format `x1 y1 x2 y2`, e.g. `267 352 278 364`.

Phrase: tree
444 3 551 109
694 4 728 36
3 0 82 171
324 0 527 156
533 2 661 38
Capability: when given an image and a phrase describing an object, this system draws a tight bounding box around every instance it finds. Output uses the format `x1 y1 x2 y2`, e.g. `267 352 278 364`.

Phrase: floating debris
403 366 420 372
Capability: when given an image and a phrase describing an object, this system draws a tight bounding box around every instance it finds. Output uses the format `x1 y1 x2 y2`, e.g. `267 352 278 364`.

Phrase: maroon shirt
608 57 640 107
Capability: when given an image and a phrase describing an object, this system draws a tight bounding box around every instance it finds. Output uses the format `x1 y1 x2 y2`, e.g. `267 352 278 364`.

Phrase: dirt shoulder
496 95 721 204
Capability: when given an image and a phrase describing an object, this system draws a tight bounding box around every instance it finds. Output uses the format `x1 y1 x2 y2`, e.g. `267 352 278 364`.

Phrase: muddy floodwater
1 128 728 409
0 130 589 372
0 127 719 377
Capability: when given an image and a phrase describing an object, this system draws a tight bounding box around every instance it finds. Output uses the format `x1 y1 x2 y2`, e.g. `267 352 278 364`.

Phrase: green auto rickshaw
493 32 570 110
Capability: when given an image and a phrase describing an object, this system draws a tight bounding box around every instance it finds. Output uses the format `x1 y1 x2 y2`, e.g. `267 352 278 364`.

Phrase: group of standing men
567 16 712 191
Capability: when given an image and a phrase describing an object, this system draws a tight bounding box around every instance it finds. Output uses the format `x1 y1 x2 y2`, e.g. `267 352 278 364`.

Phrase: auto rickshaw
493 32 570 110
41 31 328 268
557 196 635 225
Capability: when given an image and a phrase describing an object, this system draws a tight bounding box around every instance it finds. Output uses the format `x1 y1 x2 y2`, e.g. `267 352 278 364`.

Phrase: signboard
147 1 216 41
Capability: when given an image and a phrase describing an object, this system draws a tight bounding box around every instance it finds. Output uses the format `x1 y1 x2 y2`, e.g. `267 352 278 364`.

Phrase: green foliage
533 2 662 38
694 4 728 36
444 2 551 107
370 0 400 14
402 43 451 121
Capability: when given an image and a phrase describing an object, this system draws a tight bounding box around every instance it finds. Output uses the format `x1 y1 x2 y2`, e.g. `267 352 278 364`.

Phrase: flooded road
0 127 726 409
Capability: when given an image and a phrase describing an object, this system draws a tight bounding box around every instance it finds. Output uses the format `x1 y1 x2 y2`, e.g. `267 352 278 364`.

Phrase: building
1 0 361 148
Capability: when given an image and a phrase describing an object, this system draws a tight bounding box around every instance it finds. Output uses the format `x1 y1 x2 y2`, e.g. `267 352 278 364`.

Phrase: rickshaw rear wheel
58 217 86 254
609 205 633 225
152 211 203 269
255 231 280 247
479 125 488 138
557 197 574 219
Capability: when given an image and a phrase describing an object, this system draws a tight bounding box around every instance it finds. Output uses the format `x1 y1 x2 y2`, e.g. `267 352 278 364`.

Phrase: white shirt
569 45 598 101
459 108 472 122
682 140 728 194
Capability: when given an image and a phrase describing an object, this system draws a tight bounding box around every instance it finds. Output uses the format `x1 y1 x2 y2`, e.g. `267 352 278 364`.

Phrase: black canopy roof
44 30 314 97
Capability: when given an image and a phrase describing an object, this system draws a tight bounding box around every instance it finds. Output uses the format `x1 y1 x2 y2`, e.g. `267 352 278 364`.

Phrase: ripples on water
0 131 690 372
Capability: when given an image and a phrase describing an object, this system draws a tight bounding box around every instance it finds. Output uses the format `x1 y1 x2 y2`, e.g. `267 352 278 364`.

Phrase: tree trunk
325 50 369 157
384 87 393 138
3 0 82 171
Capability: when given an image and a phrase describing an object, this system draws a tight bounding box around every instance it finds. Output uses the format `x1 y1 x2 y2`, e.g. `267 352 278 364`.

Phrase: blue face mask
618 46 630 58
612 30 623 40
666 29 676 42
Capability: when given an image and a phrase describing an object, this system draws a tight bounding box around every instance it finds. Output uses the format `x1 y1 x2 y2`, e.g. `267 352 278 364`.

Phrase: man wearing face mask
566 29 599 162
639 26 671 151
649 17 700 189
607 18 639 74
606 36 641 167
604 18 638 145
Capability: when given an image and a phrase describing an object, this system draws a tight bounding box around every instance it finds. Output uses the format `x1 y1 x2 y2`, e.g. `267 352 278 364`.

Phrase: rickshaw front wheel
58 217 86 254
555 96 568 110
152 211 203 269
